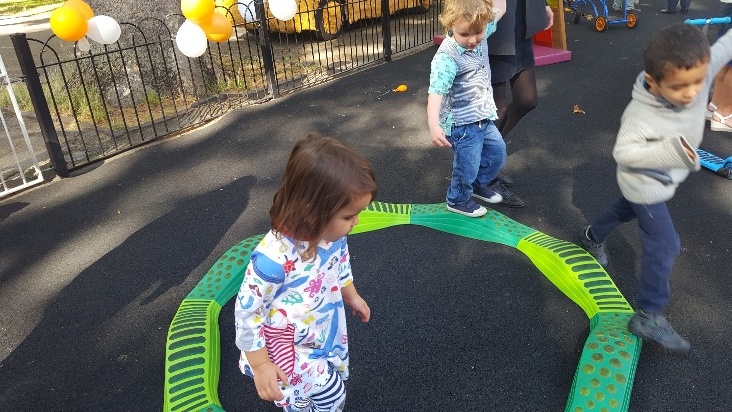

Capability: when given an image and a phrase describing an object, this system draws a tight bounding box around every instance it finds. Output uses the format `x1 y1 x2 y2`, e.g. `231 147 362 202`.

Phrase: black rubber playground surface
1 2 732 411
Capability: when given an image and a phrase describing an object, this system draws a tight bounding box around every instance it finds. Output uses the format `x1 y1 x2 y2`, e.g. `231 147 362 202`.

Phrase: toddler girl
235 132 376 412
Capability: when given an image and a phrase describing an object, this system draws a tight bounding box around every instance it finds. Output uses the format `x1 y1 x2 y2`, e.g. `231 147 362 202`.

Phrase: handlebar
684 17 732 26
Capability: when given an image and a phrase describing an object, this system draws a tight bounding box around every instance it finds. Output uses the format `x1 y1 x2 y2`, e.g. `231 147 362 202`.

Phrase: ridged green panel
163 299 223 412
349 201 411 234
518 232 633 318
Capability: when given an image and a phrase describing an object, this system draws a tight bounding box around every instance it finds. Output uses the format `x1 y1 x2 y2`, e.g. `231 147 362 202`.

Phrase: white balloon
76 37 91 52
87 15 122 45
238 0 257 23
268 0 297 21
176 20 208 58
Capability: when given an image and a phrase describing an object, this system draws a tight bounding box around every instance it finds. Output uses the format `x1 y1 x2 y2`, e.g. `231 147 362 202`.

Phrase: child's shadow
571 159 640 300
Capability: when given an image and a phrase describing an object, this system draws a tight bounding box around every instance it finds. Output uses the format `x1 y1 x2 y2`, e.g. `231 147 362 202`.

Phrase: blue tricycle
569 0 638 32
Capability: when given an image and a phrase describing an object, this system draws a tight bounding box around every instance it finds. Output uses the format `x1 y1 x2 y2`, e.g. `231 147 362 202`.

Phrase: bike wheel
595 16 608 32
315 0 347 40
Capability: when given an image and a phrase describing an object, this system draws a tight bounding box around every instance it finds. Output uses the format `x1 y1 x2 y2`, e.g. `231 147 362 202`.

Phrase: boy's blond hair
439 0 495 32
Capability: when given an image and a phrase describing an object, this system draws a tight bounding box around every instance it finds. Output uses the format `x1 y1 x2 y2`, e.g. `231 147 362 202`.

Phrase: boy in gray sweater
579 23 732 353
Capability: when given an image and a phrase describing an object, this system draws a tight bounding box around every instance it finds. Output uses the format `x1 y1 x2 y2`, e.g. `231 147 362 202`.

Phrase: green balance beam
163 202 640 412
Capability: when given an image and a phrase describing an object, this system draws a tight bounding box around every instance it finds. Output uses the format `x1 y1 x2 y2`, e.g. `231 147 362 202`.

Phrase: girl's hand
347 294 371 322
341 283 371 322
251 361 289 402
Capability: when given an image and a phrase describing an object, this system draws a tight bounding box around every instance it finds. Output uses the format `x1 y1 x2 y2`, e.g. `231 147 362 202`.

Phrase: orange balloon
181 0 215 23
49 6 88 42
200 12 232 42
393 84 408 92
63 0 94 20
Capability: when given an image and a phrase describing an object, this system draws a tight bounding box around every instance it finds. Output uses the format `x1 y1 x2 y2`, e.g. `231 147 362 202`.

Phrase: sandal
706 102 717 120
711 111 732 133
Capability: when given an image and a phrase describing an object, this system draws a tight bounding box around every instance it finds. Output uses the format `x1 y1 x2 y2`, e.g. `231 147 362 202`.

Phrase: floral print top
234 230 353 407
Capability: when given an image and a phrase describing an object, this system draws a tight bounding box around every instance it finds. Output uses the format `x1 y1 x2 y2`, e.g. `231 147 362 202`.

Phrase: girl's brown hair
439 0 494 32
270 132 377 257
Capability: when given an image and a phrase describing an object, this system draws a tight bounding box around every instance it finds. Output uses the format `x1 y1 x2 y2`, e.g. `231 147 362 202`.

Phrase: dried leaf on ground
573 104 586 114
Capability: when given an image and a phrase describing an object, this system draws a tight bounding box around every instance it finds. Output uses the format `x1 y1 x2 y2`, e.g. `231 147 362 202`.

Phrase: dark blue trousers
588 197 680 312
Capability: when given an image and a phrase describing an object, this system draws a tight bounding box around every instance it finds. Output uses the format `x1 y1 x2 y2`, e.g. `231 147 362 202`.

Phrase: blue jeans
446 120 506 205
589 197 680 312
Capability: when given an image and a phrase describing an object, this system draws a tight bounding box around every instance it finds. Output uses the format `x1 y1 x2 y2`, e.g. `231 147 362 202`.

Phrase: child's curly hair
439 0 495 32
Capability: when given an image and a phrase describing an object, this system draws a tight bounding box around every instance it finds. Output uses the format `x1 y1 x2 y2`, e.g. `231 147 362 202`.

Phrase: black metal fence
9 0 442 176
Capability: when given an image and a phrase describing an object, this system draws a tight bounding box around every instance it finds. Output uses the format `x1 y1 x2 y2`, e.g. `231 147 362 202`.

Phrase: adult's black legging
492 67 539 138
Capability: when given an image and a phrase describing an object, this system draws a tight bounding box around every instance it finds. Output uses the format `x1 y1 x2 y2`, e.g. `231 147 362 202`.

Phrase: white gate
0 53 44 197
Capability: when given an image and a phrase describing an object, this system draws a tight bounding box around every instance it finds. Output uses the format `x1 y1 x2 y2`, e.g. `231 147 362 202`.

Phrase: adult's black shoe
489 181 525 208
497 172 515 187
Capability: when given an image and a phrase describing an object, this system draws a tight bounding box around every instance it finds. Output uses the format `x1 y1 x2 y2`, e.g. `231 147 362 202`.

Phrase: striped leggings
283 371 346 412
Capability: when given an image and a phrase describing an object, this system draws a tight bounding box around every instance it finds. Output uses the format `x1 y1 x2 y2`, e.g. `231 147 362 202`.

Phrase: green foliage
0 0 62 15
146 90 160 106
0 82 33 111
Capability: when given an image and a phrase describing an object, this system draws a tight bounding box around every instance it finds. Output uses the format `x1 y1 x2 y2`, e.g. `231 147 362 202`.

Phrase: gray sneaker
578 226 608 267
628 310 691 353
497 172 514 187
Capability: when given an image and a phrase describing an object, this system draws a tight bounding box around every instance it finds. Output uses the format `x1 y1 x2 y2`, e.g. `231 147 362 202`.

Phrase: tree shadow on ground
0 176 255 411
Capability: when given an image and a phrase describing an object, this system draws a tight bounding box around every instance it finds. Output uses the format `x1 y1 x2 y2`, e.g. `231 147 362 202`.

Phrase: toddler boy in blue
427 0 506 217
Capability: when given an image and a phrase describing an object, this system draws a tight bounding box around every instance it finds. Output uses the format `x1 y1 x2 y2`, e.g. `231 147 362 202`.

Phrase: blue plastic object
684 17 732 26
684 16 732 179
696 149 732 179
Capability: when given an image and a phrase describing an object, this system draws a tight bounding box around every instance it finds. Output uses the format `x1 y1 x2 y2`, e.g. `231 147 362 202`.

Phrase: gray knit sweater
613 29 732 205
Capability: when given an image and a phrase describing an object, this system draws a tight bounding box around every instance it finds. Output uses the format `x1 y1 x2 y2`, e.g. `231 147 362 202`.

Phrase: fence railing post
10 33 69 178
255 0 276 98
381 0 392 62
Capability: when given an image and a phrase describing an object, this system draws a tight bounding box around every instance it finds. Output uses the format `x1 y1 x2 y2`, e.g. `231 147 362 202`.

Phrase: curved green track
163 202 641 412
